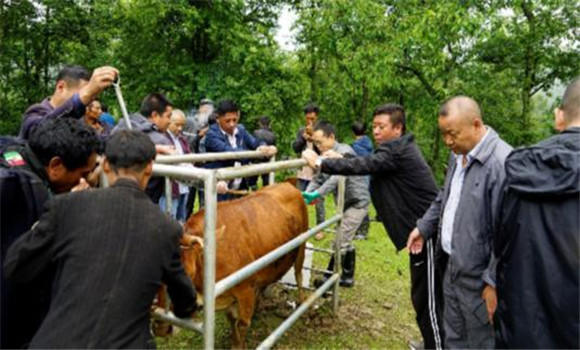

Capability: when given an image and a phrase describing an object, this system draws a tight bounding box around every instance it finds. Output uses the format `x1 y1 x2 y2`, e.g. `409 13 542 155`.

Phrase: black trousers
410 239 445 349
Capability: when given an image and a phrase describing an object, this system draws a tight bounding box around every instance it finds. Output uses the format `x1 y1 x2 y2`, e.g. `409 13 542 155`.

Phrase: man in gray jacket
407 96 512 349
303 120 370 287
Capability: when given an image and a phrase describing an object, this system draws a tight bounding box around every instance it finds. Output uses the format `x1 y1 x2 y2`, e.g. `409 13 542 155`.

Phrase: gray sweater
307 142 370 210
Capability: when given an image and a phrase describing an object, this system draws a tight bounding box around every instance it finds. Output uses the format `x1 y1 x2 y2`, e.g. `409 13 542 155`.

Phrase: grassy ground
157 201 419 349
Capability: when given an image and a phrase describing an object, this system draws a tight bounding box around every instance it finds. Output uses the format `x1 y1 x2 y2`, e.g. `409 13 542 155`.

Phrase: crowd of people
0 63 578 349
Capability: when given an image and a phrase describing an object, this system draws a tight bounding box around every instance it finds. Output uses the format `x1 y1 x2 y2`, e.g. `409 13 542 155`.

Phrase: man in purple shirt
19 65 118 140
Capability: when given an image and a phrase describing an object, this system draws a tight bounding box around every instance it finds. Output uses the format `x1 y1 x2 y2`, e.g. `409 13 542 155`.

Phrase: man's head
304 103 319 127
216 100 240 135
352 121 366 137
312 120 336 153
555 76 580 131
85 99 102 123
52 65 91 107
139 93 173 132
438 96 486 155
199 98 214 114
169 109 187 135
103 130 156 189
259 116 270 129
29 118 100 194
372 104 406 144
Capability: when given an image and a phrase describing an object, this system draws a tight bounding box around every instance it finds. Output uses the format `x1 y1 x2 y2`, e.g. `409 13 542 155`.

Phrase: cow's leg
230 285 256 349
294 244 306 303
152 285 173 336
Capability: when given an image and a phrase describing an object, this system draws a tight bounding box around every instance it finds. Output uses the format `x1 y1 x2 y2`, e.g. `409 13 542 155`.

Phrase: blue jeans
159 193 189 222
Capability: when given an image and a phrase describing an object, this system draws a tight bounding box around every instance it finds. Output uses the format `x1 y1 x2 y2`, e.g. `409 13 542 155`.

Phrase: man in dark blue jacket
494 77 580 349
19 65 118 140
204 100 276 200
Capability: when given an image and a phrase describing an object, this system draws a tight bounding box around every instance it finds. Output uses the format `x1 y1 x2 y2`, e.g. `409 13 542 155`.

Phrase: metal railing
147 150 345 349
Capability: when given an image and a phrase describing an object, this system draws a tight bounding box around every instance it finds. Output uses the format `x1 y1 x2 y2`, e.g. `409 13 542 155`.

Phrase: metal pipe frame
145 156 345 350
333 177 346 313
202 171 218 350
256 273 341 350
164 177 172 216
214 215 342 297
216 159 306 181
156 151 273 164
151 310 203 333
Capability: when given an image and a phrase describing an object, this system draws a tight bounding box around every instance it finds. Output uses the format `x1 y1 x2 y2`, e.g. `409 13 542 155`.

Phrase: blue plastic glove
301 191 321 205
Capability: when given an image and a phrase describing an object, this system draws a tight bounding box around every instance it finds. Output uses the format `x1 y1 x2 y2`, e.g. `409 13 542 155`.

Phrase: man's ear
103 158 112 175
46 156 65 182
144 161 153 177
554 107 566 131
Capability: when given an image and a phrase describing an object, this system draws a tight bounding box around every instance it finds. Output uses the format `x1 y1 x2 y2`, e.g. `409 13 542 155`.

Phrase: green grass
157 201 419 349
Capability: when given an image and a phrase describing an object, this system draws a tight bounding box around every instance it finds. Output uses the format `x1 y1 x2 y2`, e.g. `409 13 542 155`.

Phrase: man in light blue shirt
407 96 512 349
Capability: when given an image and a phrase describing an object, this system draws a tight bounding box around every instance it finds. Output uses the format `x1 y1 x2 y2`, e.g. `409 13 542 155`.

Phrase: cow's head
180 226 225 285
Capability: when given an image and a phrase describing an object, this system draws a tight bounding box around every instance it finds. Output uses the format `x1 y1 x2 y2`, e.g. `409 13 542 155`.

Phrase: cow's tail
294 243 306 303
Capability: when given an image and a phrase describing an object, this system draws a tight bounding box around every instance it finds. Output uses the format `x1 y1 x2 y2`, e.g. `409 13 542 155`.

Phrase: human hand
156 145 176 155
406 227 425 254
71 178 91 192
216 181 228 194
301 191 320 205
482 285 497 325
79 66 119 105
198 127 209 137
257 145 277 157
302 149 319 168
323 150 343 159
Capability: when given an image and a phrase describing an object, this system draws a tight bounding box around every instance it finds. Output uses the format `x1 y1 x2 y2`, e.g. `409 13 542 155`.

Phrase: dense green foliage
1 0 578 180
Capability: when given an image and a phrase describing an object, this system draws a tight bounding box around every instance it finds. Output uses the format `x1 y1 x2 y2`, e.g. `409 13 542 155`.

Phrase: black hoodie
495 127 580 349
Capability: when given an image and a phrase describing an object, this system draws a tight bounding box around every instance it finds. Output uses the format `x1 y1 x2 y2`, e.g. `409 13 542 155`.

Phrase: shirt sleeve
320 147 399 175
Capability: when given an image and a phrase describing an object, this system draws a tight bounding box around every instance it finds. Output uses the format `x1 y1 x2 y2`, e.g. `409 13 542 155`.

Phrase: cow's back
185 183 308 290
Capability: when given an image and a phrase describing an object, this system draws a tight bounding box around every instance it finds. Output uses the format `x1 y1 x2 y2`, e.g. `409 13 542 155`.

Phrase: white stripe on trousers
427 239 443 350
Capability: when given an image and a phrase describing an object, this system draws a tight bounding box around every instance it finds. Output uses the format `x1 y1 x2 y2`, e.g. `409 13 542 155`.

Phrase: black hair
352 121 366 136
313 120 336 137
101 102 109 113
139 93 173 119
304 103 320 115
208 112 218 125
55 65 91 85
562 76 580 122
105 130 156 173
258 115 270 129
216 100 239 116
28 118 100 170
373 103 406 134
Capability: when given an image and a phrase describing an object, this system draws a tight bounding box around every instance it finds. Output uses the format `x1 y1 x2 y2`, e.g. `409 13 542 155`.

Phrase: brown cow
181 182 308 348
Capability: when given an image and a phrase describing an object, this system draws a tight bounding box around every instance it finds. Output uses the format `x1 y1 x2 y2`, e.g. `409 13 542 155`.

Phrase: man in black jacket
494 77 580 349
1 118 100 349
4 130 197 349
303 104 443 349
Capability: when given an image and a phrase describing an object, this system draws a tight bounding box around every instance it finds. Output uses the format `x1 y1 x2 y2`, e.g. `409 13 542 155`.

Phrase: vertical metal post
99 166 109 188
164 177 173 216
203 171 218 350
333 176 346 314
268 156 276 185
112 78 132 130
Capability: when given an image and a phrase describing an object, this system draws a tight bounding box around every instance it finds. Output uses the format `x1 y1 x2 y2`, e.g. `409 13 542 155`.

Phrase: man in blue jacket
204 100 276 201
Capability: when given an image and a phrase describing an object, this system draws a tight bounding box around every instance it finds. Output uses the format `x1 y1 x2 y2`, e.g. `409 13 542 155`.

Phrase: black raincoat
495 127 580 349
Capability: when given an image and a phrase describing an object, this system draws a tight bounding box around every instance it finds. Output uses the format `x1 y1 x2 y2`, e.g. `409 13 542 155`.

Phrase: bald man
159 109 194 221
493 77 580 348
407 96 512 349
